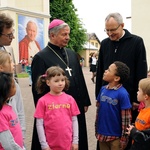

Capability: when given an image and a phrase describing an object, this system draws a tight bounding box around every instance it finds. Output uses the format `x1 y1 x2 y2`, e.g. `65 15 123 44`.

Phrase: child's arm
36 118 50 150
10 81 26 140
120 109 132 150
95 101 100 137
0 130 23 150
72 116 79 150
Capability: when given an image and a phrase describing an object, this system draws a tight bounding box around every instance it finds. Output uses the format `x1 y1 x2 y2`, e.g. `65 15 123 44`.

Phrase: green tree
50 0 87 52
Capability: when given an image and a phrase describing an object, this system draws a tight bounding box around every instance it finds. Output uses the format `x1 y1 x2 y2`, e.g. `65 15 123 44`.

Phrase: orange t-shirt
135 107 150 131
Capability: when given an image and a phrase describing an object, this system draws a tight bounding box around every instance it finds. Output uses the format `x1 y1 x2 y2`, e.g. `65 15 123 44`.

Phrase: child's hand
96 101 100 107
120 141 127 150
84 106 88 113
42 146 51 150
71 143 78 150
126 124 134 135
120 137 128 150
132 102 139 110
22 146 26 150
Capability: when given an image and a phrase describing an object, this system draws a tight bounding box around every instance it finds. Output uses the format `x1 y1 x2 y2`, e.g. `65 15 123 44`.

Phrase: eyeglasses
0 29 15 39
104 25 120 33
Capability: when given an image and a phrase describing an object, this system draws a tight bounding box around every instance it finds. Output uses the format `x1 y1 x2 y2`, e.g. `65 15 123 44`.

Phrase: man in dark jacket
95 12 147 150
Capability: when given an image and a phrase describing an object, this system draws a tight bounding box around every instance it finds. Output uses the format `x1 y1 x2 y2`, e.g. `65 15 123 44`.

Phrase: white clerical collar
0 46 6 51
116 30 125 41
120 30 125 39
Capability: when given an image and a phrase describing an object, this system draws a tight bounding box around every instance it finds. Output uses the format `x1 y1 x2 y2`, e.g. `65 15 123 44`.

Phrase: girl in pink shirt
34 66 80 150
0 50 26 147
0 72 24 150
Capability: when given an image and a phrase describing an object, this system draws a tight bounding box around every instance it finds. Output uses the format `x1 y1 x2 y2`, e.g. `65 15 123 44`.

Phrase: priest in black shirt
95 12 147 150
31 19 91 150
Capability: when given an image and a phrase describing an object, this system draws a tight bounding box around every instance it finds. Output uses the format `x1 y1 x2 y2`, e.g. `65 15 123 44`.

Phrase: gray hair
26 21 37 29
105 13 123 24
48 22 70 36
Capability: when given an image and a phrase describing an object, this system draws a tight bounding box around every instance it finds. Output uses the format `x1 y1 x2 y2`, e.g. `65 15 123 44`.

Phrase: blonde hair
0 51 10 66
139 78 150 96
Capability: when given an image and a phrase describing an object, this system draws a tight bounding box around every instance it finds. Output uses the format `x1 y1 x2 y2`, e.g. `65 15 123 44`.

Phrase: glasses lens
9 30 15 38
104 25 120 33
8 33 13 38
0 30 14 39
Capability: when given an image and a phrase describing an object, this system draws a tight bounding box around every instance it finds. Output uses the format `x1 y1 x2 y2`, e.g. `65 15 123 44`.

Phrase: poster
18 15 44 63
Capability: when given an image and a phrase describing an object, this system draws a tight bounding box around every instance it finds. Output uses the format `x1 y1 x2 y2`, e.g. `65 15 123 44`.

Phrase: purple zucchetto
48 19 65 29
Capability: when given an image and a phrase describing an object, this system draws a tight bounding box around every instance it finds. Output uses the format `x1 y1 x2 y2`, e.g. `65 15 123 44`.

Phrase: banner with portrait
18 15 44 63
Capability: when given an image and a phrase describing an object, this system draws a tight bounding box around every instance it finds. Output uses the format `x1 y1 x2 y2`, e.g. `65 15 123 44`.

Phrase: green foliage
50 0 87 52
17 73 29 78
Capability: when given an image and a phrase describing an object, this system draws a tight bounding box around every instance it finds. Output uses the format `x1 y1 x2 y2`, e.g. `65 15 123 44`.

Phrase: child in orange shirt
138 70 150 112
126 78 150 150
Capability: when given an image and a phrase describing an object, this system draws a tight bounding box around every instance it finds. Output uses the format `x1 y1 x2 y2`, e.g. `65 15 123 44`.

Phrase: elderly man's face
105 17 124 41
51 26 70 48
26 23 37 41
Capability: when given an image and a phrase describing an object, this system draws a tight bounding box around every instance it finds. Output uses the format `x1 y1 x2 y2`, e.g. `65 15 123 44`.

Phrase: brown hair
0 72 13 110
36 66 70 94
0 13 14 35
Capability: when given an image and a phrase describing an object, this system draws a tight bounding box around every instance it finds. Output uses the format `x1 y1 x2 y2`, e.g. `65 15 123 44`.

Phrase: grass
17 72 29 78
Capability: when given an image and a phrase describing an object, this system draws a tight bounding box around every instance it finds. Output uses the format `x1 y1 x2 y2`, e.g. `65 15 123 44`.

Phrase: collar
6 98 13 104
120 30 125 39
106 84 122 90
116 30 125 41
48 42 64 50
0 46 6 51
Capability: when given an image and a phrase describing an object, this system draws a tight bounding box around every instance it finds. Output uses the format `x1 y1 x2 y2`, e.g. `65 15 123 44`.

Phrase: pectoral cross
66 66 72 76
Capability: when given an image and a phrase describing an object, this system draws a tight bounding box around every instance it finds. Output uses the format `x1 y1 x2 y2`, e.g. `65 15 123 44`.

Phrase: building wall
80 36 99 67
132 0 150 68
0 0 101 68
0 0 50 63
79 37 99 67
90 39 100 50
79 49 98 67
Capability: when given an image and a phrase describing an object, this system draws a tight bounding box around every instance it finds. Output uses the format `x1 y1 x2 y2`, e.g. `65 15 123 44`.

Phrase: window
95 43 98 48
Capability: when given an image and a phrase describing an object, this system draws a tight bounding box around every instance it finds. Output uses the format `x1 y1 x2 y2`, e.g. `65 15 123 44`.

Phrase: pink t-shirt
34 92 80 150
0 104 23 149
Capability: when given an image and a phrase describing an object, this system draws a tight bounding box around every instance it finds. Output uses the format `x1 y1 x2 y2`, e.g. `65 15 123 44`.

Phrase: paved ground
19 67 97 150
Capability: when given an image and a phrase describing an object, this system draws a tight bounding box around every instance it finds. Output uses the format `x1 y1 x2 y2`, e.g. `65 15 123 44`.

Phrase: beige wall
132 0 150 68
79 50 98 67
79 50 90 67
89 39 100 50
0 0 50 63
0 0 49 13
